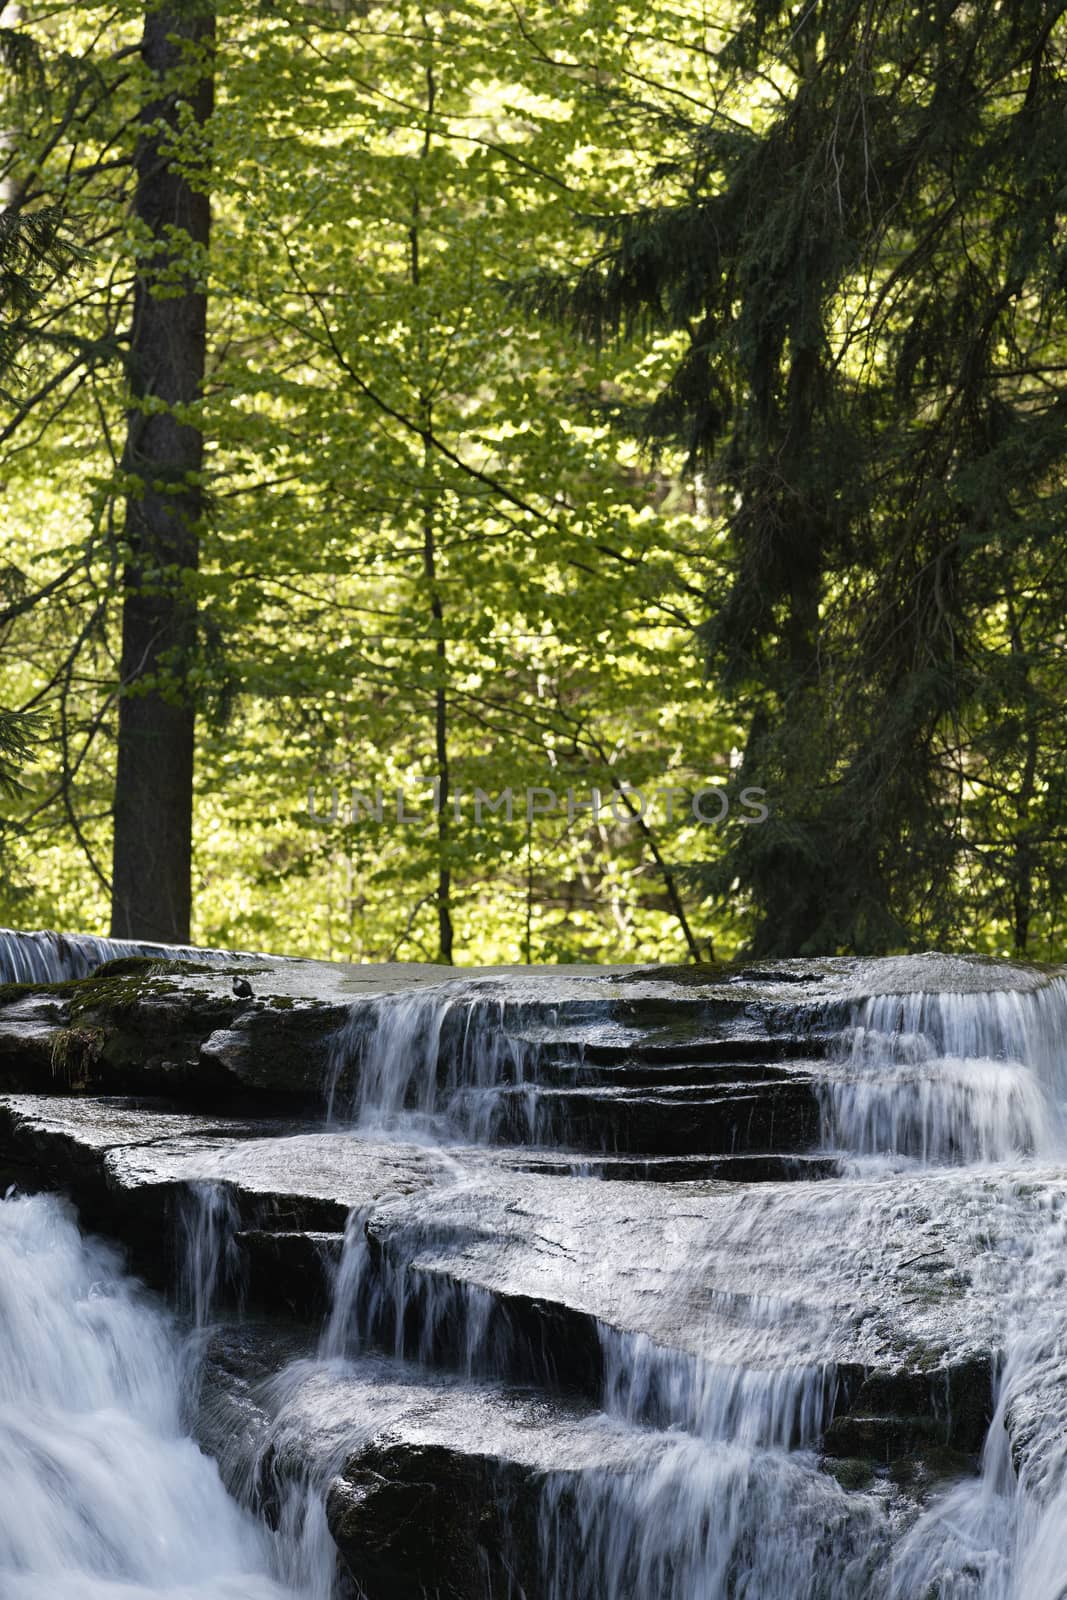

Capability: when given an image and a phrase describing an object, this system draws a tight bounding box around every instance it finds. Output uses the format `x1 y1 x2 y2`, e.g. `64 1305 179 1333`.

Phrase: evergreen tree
535 0 1067 955
0 22 75 799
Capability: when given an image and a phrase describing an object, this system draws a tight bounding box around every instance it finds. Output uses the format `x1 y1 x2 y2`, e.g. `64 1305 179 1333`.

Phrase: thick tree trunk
110 8 213 943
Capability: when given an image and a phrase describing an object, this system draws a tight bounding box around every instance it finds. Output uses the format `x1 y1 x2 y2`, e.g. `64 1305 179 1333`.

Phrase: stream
1 931 1067 1597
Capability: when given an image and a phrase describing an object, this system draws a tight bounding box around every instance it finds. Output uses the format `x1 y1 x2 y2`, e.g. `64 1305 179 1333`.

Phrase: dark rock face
0 963 348 1108
327 1442 534 1598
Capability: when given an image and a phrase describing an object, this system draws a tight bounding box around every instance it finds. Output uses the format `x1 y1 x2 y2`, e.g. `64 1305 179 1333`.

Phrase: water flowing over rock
0 1190 302 1599
2 938 1067 1595
0 926 257 985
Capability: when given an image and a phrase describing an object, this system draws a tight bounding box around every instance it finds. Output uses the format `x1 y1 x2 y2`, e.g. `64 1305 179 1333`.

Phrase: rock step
576 1033 830 1066
489 1077 821 1156
0 975 347 1107
528 1055 819 1089
196 1329 663 1600
0 1095 447 1272
231 1221 993 1471
821 1360 994 1462
506 1151 841 1182
196 1327 985 1600
0 1092 1001 1461
0 965 836 1119
504 1028 829 1068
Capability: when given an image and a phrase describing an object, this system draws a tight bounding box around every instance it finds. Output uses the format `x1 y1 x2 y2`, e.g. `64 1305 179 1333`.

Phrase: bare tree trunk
110 8 213 943
422 469 454 963
411 46 453 963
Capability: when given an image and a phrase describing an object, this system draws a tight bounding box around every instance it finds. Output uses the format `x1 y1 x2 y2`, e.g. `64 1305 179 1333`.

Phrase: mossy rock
822 1456 876 1491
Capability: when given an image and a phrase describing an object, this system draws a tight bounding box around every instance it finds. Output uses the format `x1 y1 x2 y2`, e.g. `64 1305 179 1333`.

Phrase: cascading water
538 1434 890 1600
323 964 1067 1596
179 1182 244 1332
10 948 1067 1597
324 988 454 1129
324 983 540 1140
881 1184 1067 1600
821 974 1067 1167
284 1169 910 1599
0 927 256 986
173 1187 341 1600
0 1189 302 1600
534 971 1067 1600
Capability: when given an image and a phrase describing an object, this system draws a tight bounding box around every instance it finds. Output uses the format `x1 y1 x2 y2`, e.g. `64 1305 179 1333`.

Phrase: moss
822 1456 875 1491
0 977 81 1006
619 962 728 985
90 957 174 979
0 955 246 1015
68 973 180 1022
48 1025 105 1090
270 995 296 1009
888 1444 977 1489
0 956 268 1006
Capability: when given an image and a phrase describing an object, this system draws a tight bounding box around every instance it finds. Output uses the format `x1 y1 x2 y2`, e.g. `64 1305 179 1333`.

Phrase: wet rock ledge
0 947 1047 1596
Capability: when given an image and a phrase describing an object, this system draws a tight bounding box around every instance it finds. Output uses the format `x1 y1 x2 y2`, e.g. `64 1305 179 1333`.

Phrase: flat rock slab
357 1160 1028 1383
146 949 1067 1003
0 1095 449 1232
197 1329 663 1600
0 1092 1044 1415
3 950 1062 1146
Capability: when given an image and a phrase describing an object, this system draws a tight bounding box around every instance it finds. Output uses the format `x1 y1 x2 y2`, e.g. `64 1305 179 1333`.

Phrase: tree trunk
411 51 453 963
1009 609 1038 958
423 485 454 964
110 8 213 943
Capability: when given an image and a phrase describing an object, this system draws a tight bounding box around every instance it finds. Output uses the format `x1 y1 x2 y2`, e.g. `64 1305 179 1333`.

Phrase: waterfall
0 926 260 986
819 976 1067 1166
309 1175 889 1598
168 1187 342 1600
324 989 454 1129
324 984 537 1139
319 1208 373 1360
537 1435 889 1600
8 947 1067 1597
319 1203 505 1377
0 1189 302 1600
526 974 1067 1600
598 1327 835 1448
179 1182 244 1331
171 965 1067 1600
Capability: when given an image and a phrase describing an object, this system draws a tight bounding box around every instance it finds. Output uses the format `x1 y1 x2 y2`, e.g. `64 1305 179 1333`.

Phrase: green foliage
3 0 1064 960
0 0 736 962
539 0 1067 956
0 705 43 795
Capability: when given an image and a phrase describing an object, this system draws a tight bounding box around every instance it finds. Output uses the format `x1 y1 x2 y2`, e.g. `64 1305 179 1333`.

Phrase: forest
5 9 1067 1598
2 0 1065 965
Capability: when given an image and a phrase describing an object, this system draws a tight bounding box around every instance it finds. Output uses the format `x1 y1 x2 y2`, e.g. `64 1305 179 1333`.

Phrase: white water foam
821 978 1067 1167
0 1190 302 1600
